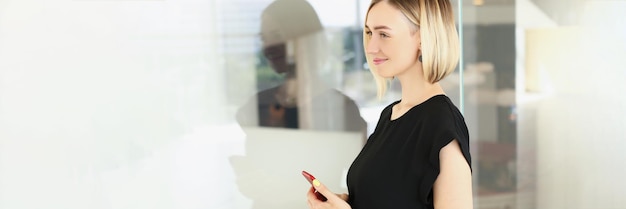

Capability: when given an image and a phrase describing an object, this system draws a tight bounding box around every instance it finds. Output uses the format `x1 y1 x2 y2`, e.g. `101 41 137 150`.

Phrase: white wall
0 0 242 208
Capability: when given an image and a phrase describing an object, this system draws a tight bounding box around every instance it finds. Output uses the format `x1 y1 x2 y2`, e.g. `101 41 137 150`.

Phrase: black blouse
346 95 471 209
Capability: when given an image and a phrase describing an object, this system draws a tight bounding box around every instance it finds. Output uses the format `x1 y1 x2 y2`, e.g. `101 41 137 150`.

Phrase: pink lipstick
373 58 387 65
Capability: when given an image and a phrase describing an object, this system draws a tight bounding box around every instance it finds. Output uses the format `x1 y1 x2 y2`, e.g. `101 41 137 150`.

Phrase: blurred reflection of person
235 0 366 133
230 0 367 209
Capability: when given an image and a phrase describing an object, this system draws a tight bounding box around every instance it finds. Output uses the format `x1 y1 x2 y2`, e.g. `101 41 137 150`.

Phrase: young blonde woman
305 0 473 209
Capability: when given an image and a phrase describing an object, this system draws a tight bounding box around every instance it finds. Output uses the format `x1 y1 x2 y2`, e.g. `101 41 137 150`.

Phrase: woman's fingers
312 179 340 202
306 186 318 201
307 190 314 208
307 179 352 209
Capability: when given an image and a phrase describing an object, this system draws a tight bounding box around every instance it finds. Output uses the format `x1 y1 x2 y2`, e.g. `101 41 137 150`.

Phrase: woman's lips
373 58 388 65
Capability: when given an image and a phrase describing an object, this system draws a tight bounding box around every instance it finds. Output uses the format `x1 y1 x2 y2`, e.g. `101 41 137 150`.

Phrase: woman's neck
396 73 445 107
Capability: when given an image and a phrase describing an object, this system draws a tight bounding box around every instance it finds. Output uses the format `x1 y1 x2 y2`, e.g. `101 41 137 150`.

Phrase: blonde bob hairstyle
364 0 460 99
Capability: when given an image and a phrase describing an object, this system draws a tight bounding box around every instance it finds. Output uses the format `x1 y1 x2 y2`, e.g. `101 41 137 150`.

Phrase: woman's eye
365 31 388 38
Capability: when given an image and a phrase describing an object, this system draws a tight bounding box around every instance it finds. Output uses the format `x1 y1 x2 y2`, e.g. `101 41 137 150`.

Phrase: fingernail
312 179 321 187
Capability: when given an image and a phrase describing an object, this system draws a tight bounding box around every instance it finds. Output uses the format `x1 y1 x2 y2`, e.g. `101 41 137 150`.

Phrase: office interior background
0 0 625 208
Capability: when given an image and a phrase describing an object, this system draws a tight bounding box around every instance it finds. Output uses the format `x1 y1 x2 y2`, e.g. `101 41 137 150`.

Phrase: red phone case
301 170 328 201
302 170 316 184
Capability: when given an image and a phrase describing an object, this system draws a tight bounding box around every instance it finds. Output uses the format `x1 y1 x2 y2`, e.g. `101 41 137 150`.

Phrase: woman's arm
433 139 473 209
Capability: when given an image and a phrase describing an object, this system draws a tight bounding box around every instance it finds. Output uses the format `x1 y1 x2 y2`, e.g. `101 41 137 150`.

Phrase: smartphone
301 170 327 201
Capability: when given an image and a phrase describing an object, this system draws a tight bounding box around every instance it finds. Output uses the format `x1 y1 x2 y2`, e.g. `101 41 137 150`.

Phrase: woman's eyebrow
365 25 392 30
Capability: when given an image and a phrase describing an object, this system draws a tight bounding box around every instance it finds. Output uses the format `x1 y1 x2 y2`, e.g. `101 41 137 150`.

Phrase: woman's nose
365 38 379 54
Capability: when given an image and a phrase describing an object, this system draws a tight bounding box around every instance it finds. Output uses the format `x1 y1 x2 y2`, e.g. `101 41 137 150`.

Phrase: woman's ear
414 34 421 50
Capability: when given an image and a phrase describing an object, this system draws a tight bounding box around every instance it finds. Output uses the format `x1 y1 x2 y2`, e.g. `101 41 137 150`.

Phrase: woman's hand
306 179 351 209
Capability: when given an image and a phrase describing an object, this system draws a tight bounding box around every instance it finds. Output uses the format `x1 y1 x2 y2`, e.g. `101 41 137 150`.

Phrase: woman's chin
376 72 395 79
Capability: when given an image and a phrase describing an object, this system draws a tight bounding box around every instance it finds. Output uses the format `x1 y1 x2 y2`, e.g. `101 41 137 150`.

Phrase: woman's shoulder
421 94 464 119
424 95 469 140
403 95 467 135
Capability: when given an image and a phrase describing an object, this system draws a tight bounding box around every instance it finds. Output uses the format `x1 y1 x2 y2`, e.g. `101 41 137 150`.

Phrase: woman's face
365 2 421 78
262 42 292 74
